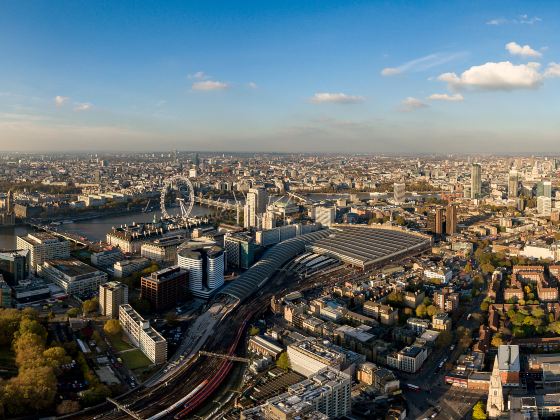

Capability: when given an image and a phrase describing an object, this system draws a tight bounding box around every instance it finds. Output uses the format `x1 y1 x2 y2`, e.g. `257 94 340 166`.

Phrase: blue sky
1 0 559 153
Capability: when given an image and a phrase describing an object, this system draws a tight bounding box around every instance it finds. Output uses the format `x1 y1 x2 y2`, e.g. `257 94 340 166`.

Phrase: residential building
314 206 336 227
99 281 128 318
244 187 268 229
118 304 167 364
433 287 460 312
241 367 351 420
393 182 406 204
387 345 427 373
538 196 552 217
446 203 458 235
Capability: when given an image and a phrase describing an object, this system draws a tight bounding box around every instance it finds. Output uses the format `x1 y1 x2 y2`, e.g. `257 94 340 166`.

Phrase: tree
426 305 439 317
43 346 71 369
472 401 488 420
248 326 260 336
437 331 453 348
82 298 99 315
56 400 81 415
67 307 81 318
480 301 490 312
276 352 290 370
481 263 495 275
103 319 122 336
491 334 503 348
415 304 427 318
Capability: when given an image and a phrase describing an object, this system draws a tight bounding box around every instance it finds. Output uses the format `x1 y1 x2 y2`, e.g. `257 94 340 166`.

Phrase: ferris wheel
160 175 195 220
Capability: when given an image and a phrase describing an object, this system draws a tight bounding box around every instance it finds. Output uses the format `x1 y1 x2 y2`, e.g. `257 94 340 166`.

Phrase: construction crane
106 397 142 420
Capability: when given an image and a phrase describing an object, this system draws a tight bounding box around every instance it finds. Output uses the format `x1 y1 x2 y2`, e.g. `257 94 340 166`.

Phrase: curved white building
177 242 224 299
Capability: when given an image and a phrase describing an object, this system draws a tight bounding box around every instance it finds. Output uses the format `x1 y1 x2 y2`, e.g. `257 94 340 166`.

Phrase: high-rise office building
99 281 128 318
508 170 519 198
446 203 457 235
393 182 406 204
140 266 188 311
0 250 29 285
177 242 225 299
536 180 552 199
244 187 268 229
470 163 482 199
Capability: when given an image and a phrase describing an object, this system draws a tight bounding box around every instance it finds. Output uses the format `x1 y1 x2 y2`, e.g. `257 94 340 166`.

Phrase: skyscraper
446 203 457 235
244 187 268 228
536 180 552 198
470 163 481 199
508 170 519 198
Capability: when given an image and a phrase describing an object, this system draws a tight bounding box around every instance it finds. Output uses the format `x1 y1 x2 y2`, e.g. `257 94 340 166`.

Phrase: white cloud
188 71 209 80
518 14 542 25
545 63 560 78
428 93 464 102
486 15 541 25
486 18 507 25
381 67 402 76
74 102 93 111
247 82 258 89
192 80 229 91
438 61 543 91
381 52 466 76
309 92 365 104
54 96 69 107
506 41 542 58
400 97 428 112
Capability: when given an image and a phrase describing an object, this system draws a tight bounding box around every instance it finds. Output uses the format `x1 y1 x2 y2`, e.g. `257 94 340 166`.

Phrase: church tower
487 356 505 418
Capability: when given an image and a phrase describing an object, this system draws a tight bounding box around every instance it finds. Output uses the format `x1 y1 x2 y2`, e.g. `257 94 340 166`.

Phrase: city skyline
1 1 560 153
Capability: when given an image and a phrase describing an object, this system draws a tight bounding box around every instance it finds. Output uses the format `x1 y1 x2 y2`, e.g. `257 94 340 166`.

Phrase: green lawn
120 349 152 370
108 334 133 352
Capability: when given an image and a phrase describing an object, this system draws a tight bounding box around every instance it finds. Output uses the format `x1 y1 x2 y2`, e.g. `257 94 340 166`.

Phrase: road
403 294 485 419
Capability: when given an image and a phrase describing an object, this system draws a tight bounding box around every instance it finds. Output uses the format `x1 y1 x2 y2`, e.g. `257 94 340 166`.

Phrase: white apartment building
113 257 150 278
241 367 351 419
91 247 123 267
119 304 167 364
314 206 336 227
39 258 107 296
99 281 128 318
538 196 552 217
16 233 70 272
287 339 345 378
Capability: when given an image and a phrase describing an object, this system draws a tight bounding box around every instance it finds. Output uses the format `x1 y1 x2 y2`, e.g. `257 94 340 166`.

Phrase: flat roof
308 225 431 268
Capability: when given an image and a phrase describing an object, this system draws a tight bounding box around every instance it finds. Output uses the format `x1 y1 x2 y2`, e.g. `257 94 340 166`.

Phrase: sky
1 0 559 154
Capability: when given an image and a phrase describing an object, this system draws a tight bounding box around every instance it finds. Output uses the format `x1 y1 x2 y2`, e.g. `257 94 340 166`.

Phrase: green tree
415 304 427 318
103 319 122 336
82 297 99 315
67 307 81 318
491 334 503 348
43 346 71 369
248 326 260 336
472 401 488 420
276 352 290 370
426 305 439 317
436 331 453 348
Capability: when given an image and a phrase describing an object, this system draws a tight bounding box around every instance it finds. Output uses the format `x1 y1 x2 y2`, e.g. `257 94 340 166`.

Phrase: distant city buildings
471 163 482 199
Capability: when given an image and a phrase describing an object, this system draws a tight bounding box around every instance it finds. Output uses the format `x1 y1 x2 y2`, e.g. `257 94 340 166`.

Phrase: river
0 205 212 249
